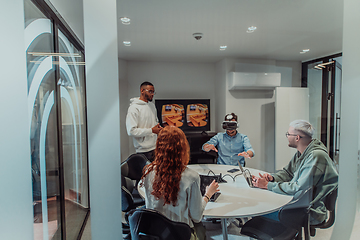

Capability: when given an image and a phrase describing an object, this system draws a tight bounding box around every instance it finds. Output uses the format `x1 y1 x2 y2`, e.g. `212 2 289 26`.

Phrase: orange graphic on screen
161 104 185 127
187 104 209 127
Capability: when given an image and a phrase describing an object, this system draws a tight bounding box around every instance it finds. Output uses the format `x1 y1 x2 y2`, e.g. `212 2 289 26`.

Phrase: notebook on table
238 162 254 188
199 175 221 202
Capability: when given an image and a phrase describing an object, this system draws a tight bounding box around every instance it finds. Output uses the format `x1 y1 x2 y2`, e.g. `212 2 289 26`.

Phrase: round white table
138 164 293 240
188 164 293 240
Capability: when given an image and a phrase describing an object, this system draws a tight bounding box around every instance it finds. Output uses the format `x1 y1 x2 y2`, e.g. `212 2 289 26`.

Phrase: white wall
83 0 122 239
1 1 34 239
275 87 309 170
224 58 301 171
122 61 216 157
121 58 301 172
49 0 84 43
215 59 228 132
331 0 360 239
119 59 129 162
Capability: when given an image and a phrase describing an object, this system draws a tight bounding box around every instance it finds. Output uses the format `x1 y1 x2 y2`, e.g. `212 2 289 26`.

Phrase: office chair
121 154 149 237
121 153 150 186
122 175 146 237
240 187 313 240
128 208 192 240
189 152 218 164
310 186 338 236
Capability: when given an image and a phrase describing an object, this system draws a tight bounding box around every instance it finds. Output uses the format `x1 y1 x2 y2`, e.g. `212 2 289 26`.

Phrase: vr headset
222 121 238 130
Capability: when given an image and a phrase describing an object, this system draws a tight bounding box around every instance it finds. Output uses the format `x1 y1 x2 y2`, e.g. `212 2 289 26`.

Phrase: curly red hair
141 126 190 206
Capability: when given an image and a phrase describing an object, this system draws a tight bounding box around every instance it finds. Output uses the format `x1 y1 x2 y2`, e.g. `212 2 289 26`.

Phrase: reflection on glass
24 1 61 239
308 61 323 140
25 1 89 239
58 30 89 240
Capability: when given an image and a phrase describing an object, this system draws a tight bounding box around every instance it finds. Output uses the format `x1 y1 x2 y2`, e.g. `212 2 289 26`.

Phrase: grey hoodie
126 97 158 153
267 139 338 224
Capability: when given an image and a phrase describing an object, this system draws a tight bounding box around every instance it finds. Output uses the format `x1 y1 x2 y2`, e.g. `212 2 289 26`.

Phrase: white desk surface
137 164 293 240
187 164 293 219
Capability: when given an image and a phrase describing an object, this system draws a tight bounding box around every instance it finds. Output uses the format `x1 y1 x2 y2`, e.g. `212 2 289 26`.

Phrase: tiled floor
81 215 335 240
202 218 334 240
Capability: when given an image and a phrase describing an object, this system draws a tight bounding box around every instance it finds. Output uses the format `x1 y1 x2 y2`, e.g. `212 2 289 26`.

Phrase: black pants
141 150 155 162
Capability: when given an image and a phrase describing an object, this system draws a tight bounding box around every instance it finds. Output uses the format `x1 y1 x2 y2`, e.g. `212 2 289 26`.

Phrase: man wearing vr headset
202 113 254 166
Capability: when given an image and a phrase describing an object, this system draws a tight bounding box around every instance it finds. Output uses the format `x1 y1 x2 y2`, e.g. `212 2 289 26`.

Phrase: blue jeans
261 211 279 221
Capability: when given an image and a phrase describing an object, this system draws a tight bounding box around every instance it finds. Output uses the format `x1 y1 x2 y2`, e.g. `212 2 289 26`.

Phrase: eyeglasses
145 89 156 95
285 132 303 138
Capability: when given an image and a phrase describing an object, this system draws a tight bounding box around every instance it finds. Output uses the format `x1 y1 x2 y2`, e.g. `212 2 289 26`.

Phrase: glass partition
303 54 342 168
24 0 89 239
58 30 89 239
25 1 62 238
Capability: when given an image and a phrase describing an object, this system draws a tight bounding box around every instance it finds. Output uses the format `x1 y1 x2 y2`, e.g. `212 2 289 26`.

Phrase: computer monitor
155 99 210 133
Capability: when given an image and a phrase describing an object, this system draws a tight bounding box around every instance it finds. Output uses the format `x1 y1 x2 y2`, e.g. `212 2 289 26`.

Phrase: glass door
304 55 342 166
58 30 89 240
24 2 62 238
24 0 90 239
332 58 342 164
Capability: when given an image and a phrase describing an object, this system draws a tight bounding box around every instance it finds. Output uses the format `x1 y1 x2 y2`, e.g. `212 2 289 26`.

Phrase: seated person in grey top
252 120 338 225
141 126 219 240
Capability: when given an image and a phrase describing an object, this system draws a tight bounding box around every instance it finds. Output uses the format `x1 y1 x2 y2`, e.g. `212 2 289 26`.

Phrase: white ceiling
117 0 344 63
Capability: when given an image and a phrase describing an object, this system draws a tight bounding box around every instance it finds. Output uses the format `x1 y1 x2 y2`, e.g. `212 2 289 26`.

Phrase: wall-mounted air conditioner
228 72 281 90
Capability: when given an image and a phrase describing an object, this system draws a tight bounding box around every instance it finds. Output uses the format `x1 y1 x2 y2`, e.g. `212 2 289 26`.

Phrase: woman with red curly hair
141 126 219 240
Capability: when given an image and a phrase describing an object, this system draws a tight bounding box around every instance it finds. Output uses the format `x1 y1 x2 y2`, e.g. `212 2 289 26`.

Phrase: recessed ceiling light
300 49 310 54
123 41 131 46
120 17 131 25
220 46 227 50
247 26 257 33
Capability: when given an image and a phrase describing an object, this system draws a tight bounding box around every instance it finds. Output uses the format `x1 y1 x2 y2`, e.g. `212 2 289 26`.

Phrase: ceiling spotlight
120 17 131 25
193 33 203 40
220 46 227 50
300 49 310 54
247 26 257 33
123 41 131 46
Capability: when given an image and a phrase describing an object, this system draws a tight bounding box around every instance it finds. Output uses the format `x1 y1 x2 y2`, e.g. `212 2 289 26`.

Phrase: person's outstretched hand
205 179 220 198
203 144 218 152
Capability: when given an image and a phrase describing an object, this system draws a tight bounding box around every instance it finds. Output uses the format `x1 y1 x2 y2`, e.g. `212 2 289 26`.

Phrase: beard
226 130 237 136
288 142 297 148
146 94 153 102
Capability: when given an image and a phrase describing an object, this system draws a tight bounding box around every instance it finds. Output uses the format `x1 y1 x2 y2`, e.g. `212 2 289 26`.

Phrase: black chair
121 154 149 237
122 153 150 186
129 208 192 240
122 175 146 237
122 176 146 212
310 186 338 236
190 151 218 164
240 187 313 240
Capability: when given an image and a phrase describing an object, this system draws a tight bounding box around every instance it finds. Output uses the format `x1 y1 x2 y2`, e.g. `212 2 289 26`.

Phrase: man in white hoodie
126 82 163 161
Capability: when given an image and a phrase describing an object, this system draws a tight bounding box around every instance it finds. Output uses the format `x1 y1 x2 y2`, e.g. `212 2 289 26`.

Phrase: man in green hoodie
252 120 338 225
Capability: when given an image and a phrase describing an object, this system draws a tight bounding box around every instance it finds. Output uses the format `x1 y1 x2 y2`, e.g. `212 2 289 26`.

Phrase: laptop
238 162 254 187
199 175 221 202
